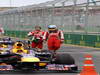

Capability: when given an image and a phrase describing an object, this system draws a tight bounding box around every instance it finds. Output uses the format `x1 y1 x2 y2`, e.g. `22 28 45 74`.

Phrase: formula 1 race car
0 41 78 72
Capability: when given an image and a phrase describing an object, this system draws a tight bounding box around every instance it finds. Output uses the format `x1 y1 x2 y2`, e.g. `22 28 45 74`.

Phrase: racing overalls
43 30 64 51
28 30 45 49
0 28 4 35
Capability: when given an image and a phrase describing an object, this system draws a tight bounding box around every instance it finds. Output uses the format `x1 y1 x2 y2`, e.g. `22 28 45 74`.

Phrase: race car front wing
47 64 77 71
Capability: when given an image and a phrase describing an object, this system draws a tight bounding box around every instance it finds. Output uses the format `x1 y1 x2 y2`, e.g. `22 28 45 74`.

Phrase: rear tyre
55 53 75 65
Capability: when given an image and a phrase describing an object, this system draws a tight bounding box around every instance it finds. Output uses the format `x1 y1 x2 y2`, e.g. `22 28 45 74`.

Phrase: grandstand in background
0 7 17 11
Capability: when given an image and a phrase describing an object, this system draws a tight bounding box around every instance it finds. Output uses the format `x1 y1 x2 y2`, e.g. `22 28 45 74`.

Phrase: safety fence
0 0 100 34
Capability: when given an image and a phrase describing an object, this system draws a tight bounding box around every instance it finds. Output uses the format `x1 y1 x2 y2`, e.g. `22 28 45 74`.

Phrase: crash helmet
14 41 24 48
48 25 57 30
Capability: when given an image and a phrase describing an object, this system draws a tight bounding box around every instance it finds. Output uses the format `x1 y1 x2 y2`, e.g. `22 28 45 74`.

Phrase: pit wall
4 30 100 48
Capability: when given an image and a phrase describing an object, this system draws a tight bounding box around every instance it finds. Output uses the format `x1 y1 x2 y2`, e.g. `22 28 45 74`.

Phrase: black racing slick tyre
55 53 75 65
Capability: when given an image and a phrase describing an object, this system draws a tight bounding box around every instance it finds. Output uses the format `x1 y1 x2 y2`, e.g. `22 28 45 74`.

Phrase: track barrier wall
64 33 100 48
4 30 29 39
4 30 100 48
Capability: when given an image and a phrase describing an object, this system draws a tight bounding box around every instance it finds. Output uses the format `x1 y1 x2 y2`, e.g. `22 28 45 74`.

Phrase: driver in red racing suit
28 25 45 51
43 25 64 52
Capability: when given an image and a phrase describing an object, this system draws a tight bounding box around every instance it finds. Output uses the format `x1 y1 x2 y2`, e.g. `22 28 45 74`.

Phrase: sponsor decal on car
47 64 69 70
0 65 13 70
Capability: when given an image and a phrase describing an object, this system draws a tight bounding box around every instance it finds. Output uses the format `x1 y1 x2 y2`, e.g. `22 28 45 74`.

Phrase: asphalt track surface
0 37 100 75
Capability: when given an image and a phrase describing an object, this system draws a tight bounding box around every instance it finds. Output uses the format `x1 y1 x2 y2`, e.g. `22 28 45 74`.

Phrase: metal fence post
61 2 65 31
71 0 77 33
51 4 55 24
84 0 89 34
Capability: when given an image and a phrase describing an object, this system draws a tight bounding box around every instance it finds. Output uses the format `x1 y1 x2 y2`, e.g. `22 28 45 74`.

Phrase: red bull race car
0 40 78 73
